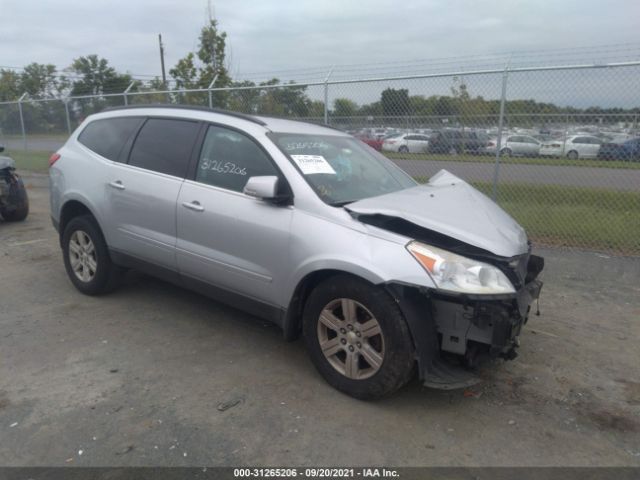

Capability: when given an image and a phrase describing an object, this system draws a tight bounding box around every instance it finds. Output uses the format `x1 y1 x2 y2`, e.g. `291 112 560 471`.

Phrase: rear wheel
62 215 122 295
303 275 415 400
500 148 512 157
398 145 409 153
567 150 579 160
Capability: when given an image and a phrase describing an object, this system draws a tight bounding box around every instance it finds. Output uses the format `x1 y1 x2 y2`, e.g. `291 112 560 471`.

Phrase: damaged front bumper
385 254 544 390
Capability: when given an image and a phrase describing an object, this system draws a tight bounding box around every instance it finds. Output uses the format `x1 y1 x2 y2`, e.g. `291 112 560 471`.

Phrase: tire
62 215 122 295
303 275 415 400
0 175 29 222
398 145 409 153
500 148 512 157
567 150 579 160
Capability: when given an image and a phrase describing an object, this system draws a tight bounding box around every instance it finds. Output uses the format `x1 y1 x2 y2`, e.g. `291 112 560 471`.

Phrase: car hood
0 156 15 170
346 170 528 258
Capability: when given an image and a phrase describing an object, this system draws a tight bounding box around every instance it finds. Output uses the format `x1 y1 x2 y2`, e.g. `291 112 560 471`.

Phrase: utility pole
158 34 167 89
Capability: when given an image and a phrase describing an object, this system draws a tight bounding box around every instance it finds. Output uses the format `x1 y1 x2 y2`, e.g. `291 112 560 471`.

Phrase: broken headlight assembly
406 241 515 295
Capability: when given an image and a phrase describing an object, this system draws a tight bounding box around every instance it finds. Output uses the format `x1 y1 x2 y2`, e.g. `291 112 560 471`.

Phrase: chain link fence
1 61 639 255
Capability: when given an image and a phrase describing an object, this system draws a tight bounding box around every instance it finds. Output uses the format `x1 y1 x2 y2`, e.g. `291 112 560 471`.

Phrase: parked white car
539 135 602 159
382 133 430 153
485 135 541 157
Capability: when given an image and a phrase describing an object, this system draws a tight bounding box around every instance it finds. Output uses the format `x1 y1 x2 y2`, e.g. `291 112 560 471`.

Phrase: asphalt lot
394 158 640 191
1 183 639 467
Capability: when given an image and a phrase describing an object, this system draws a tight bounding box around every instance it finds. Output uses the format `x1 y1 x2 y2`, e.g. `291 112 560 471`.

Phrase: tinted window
405 135 417 141
78 117 143 161
195 125 277 192
129 118 200 177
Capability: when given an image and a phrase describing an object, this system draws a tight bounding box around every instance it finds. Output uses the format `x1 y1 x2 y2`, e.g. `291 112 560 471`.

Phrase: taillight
49 153 61 167
387 140 396 144
487 141 495 147
551 143 561 148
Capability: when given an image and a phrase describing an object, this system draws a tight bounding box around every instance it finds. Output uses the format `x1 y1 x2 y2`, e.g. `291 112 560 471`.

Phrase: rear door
104 117 201 270
176 124 293 306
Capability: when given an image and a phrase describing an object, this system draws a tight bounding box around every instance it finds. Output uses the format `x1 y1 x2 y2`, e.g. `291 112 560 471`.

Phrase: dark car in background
0 145 29 222
597 137 640 161
427 129 488 154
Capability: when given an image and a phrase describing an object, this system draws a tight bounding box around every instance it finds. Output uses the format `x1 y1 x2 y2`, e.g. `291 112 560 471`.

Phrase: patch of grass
386 151 640 170
4 150 51 173
416 177 639 254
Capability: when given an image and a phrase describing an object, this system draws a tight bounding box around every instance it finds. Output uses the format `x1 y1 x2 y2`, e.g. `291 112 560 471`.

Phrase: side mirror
243 175 279 200
0 145 4 153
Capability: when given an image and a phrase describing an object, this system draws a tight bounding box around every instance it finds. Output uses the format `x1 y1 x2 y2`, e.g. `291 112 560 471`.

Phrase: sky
1 0 640 106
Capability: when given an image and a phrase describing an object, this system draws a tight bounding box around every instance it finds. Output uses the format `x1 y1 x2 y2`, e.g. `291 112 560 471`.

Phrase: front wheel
303 275 415 400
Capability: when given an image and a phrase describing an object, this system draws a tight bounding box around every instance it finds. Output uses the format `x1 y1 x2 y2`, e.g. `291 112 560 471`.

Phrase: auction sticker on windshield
290 155 336 175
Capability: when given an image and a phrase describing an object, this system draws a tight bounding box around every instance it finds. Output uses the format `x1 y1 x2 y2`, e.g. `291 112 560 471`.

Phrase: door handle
182 201 204 212
109 180 125 190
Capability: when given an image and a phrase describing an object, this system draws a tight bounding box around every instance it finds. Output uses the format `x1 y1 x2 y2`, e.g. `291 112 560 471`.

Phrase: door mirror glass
244 175 279 199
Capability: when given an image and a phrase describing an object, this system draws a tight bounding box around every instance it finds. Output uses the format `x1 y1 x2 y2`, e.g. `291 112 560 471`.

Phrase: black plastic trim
384 282 439 380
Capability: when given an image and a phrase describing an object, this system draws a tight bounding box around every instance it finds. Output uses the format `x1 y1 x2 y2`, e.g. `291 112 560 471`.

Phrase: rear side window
128 118 200 177
195 125 278 192
78 117 143 161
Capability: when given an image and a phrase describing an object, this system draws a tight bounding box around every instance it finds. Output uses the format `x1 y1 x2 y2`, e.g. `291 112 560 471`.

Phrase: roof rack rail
102 104 267 126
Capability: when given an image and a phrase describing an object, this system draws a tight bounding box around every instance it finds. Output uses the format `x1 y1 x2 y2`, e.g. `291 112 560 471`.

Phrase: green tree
380 88 410 116
170 19 232 106
333 98 358 118
256 79 311 117
0 69 22 101
20 63 65 98
69 55 132 96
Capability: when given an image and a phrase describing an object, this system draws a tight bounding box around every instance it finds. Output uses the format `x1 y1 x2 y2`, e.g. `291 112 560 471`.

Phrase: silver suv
50 106 543 399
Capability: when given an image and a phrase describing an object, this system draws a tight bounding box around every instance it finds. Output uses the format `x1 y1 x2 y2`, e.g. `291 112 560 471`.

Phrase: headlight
406 241 515 294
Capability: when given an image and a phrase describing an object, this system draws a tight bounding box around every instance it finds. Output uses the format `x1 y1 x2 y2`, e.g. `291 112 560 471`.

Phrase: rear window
78 117 143 161
128 118 200 178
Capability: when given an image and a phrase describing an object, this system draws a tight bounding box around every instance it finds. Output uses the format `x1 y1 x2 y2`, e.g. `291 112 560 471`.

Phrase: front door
176 124 293 307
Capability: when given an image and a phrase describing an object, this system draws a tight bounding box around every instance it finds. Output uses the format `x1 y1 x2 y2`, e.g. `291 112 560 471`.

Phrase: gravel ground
1 184 639 467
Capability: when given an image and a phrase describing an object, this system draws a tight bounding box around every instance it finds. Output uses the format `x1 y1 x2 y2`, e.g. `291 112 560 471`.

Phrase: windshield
270 133 416 205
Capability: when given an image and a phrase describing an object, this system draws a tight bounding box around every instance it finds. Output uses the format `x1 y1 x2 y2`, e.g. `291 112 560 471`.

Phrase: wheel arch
58 198 101 246
282 267 384 342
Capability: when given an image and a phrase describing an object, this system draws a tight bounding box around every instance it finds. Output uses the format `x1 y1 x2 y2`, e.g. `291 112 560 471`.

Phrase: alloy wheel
317 298 385 380
68 230 97 283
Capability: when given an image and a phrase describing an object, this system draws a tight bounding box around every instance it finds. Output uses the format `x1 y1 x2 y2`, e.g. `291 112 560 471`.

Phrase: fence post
17 93 27 151
208 74 219 109
323 67 333 125
64 98 72 135
123 81 135 106
492 64 509 200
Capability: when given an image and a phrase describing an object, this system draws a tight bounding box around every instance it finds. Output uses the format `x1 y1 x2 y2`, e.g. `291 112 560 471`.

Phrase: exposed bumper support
384 255 544 390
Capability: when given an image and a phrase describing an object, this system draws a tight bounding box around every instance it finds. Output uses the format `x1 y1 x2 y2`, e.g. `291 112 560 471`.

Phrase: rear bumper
385 254 544 389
